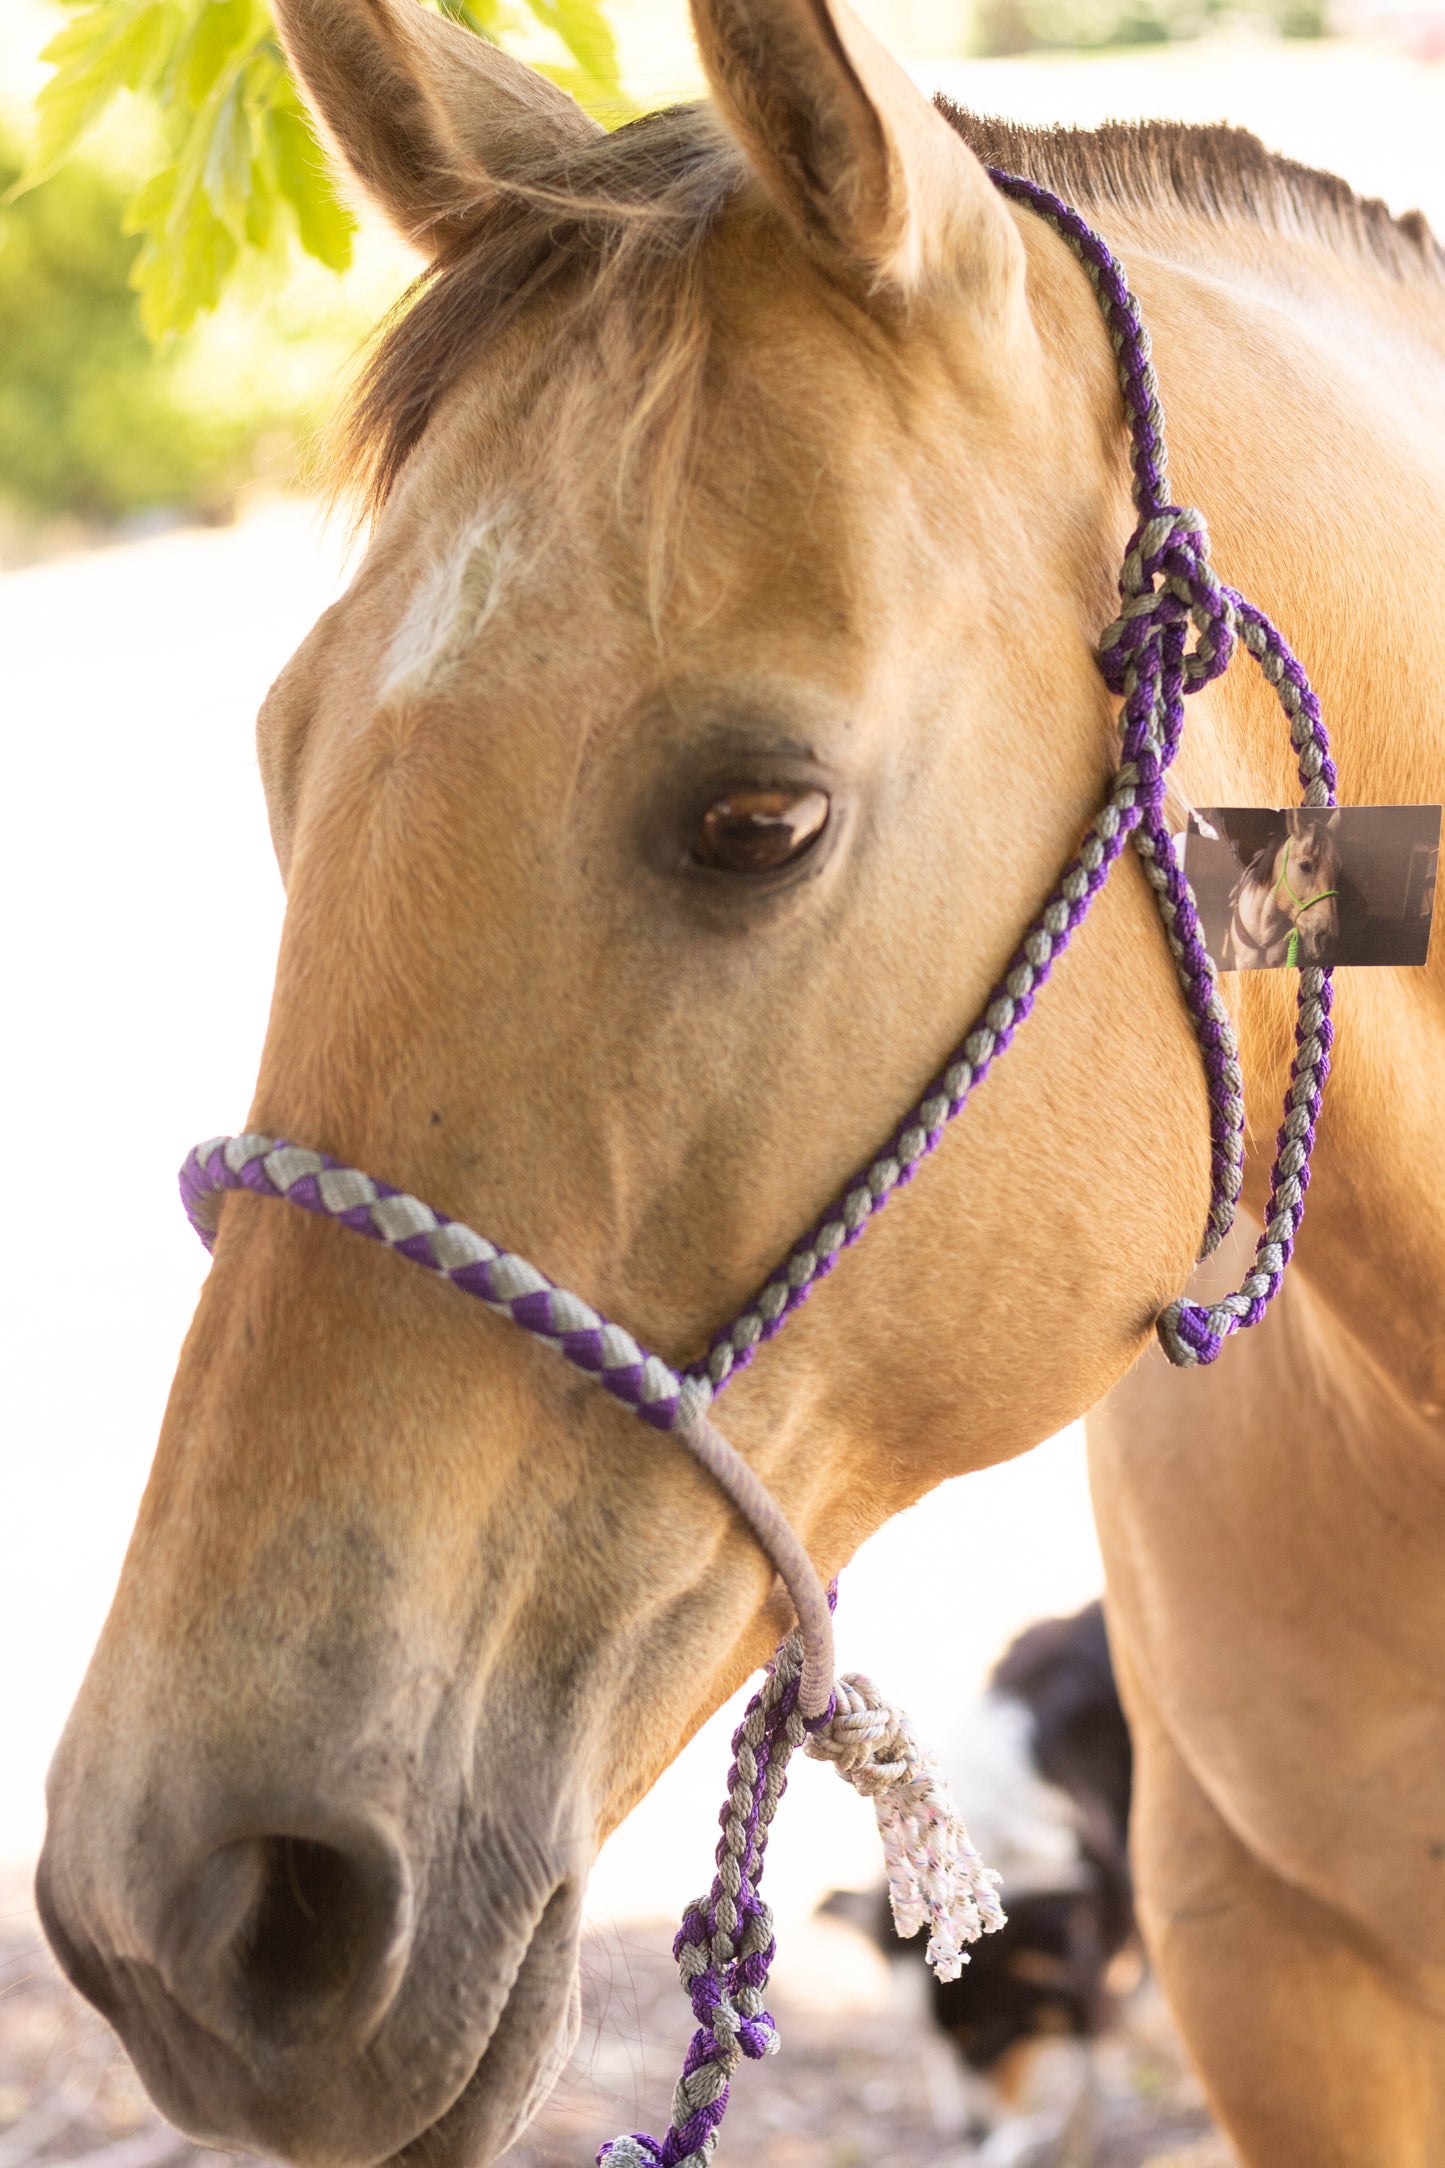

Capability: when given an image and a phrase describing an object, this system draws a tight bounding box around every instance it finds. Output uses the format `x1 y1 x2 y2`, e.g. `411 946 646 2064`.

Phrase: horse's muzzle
1298 923 1340 966
35 1760 583 2168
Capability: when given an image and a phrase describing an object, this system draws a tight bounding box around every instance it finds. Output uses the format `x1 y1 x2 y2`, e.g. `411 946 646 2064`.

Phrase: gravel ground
1 1898 1231 2168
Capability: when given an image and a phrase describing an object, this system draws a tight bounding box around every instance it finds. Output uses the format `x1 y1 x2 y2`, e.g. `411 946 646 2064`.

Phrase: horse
1222 809 1343 968
34 0 1445 2163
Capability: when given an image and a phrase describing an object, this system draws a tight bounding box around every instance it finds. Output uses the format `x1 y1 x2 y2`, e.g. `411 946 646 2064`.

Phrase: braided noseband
179 174 1335 2166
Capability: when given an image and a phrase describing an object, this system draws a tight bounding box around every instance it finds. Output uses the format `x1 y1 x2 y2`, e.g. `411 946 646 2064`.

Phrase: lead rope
180 1134 1007 2158
597 1609 1005 2168
178 170 1337 2168
1274 840 1340 968
984 170 1337 1366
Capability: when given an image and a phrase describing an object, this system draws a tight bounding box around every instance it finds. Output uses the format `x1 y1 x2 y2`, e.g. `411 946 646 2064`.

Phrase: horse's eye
692 787 830 875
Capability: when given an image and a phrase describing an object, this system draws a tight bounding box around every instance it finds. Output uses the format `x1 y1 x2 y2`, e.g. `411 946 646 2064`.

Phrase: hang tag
1180 805 1441 970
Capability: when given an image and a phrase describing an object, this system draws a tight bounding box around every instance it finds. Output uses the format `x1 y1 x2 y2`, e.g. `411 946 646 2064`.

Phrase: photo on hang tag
1179 805 1442 970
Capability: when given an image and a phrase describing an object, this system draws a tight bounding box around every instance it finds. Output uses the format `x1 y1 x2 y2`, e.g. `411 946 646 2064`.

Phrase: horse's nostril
159 1821 414 2061
246 1837 370 2021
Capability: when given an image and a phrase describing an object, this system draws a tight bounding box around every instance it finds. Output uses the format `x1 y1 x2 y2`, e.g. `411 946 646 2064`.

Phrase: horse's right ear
272 0 601 254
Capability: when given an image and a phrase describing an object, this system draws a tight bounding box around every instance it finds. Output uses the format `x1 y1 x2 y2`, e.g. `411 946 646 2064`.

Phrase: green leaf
201 65 254 236
18 0 632 337
128 155 238 333
19 0 174 188
176 0 258 105
534 59 633 121
266 92 355 270
123 160 177 232
522 0 624 97
434 0 505 32
243 149 276 246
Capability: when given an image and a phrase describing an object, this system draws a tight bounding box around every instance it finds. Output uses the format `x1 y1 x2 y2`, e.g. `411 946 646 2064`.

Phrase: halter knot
1097 506 1237 710
805 1674 1006 1984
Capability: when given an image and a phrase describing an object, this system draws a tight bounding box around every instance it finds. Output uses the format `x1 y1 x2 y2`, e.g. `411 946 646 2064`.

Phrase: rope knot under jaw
1098 506 1238 708
805 1674 1006 1984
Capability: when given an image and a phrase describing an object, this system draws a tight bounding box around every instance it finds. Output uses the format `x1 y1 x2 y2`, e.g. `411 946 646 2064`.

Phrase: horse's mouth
386 1884 585 2168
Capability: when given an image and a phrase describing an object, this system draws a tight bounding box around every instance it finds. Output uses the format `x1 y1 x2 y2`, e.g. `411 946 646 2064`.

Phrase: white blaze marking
380 508 517 699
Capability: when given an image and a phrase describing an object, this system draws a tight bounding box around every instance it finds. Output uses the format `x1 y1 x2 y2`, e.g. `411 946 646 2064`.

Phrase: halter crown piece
178 172 1335 2167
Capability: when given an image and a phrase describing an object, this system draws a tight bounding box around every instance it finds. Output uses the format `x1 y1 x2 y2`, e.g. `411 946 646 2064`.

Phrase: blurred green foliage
17 0 630 338
0 135 264 522
0 0 631 532
974 0 1323 50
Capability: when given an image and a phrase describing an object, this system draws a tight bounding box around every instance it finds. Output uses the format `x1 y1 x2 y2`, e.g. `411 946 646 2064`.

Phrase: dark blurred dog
827 1601 1134 2108
927 1600 1134 2083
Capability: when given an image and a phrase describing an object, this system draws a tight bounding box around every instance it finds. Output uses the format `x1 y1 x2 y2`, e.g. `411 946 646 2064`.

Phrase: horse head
36 6 1218 2164
1277 808 1343 963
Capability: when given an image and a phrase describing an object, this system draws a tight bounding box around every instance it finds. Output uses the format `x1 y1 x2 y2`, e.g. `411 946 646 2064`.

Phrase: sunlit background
2 0 1442 1956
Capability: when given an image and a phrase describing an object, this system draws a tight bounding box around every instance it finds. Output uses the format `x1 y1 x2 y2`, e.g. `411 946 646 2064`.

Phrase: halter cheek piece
180 172 1335 2168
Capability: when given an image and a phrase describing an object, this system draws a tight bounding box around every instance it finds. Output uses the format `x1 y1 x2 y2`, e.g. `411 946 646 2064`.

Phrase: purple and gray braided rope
697 172 1335 1387
598 1627 813 2168
178 172 1337 2168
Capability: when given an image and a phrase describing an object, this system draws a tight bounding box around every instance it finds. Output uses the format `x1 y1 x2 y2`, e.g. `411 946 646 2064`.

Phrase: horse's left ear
690 0 1023 306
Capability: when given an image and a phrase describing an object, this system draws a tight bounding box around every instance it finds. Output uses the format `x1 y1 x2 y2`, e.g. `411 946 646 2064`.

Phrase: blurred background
1 0 1442 2160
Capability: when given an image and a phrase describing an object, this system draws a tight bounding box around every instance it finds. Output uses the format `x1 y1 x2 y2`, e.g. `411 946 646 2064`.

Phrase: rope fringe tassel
806 1675 1006 1982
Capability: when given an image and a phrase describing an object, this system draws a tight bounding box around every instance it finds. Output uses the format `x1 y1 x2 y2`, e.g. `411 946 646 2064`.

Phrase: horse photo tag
1182 805 1441 969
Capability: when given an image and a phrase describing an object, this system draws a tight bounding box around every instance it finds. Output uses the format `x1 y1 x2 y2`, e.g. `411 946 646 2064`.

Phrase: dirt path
1 1904 1230 2168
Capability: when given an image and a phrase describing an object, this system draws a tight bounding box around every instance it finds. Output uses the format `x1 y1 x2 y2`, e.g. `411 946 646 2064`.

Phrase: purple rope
596 174 1337 2166
597 1605 830 2168
180 1134 708 1430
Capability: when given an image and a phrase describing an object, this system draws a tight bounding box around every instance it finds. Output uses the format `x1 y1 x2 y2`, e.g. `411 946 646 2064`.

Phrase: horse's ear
689 0 1023 304
1287 807 1342 838
272 0 601 254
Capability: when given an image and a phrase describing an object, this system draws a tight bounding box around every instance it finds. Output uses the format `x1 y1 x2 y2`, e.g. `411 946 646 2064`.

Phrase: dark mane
336 100 1442 518
946 106 1443 284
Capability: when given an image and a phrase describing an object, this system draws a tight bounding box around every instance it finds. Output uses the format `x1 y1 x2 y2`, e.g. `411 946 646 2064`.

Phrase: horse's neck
1128 217 1445 1398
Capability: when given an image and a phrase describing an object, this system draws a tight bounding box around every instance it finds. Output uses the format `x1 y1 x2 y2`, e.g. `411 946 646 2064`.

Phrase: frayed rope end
804 1674 1006 1985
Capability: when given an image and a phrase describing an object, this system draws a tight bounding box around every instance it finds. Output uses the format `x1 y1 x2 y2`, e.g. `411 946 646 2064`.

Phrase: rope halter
178 168 1337 2168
